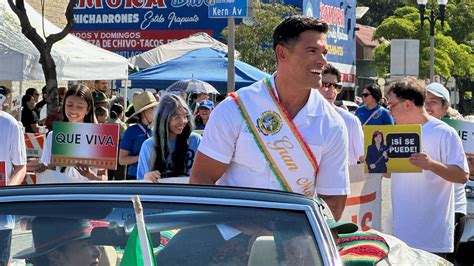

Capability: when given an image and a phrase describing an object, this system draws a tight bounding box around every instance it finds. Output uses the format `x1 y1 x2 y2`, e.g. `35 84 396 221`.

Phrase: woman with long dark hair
119 92 158 180
137 94 201 181
37 84 106 182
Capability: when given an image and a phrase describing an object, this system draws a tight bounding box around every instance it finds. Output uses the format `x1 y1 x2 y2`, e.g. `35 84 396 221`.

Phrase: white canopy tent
0 0 129 81
128 32 239 69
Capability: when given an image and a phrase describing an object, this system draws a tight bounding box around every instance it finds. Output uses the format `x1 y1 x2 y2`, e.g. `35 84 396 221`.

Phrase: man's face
319 73 340 104
425 92 447 119
95 80 107 92
387 92 409 124
280 30 328 90
51 239 101 266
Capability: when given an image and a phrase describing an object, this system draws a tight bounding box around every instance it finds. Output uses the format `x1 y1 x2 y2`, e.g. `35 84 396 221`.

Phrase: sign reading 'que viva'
52 122 120 170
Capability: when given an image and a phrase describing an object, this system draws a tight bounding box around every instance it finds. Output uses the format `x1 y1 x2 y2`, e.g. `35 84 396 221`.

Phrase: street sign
208 0 248 18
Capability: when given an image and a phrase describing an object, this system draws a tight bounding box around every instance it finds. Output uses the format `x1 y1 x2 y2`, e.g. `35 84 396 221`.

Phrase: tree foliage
356 0 417 27
445 0 474 48
373 5 473 81
221 1 300 73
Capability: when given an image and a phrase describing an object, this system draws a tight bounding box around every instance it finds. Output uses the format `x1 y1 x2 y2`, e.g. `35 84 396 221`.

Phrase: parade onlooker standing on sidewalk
355 84 394 126
190 15 350 220
319 64 364 164
137 94 201 181
108 103 127 181
38 84 106 182
21 94 41 133
424 82 467 262
386 77 469 256
194 100 214 131
119 92 158 180
0 85 27 265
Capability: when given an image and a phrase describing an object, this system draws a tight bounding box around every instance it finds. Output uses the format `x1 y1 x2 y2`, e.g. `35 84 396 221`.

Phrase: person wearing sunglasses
355 84 394 126
319 64 364 164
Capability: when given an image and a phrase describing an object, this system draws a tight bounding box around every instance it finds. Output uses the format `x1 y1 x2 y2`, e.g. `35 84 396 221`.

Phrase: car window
1 200 323 266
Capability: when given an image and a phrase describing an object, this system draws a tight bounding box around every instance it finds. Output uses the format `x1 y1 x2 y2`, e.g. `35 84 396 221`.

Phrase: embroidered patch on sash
257 111 282 136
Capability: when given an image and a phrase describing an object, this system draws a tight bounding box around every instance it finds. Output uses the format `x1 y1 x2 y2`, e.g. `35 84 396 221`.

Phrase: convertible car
0 183 341 265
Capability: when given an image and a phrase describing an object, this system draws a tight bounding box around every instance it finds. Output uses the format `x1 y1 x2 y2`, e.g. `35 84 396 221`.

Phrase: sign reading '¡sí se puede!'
52 122 120 170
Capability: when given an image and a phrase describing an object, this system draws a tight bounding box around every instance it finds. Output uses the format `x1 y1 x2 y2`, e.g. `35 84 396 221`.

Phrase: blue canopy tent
126 48 270 93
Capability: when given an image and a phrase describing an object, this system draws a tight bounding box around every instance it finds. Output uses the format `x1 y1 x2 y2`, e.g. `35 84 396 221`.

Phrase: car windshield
1 200 323 266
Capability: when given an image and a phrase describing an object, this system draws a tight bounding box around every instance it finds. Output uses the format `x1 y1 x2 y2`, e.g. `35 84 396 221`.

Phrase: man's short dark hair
0 85 11 96
25 88 38 96
387 77 426 107
273 15 328 50
322 64 341 83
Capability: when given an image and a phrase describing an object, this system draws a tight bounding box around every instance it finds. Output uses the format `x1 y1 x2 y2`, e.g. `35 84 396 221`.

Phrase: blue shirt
355 105 394 125
120 123 152 177
137 132 202 179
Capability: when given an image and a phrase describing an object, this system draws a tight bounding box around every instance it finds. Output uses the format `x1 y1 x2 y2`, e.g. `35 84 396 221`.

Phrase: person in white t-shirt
190 16 350 220
386 77 469 256
424 82 467 262
37 85 106 182
318 64 364 165
0 85 27 265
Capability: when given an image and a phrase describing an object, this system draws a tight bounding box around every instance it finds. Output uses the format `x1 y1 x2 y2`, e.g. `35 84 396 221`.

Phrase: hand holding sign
409 152 433 170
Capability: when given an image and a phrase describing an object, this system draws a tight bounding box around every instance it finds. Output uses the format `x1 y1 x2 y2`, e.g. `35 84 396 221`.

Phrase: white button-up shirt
198 76 350 196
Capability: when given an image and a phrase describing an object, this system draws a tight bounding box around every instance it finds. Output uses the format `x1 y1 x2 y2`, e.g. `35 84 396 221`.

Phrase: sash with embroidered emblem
229 77 319 197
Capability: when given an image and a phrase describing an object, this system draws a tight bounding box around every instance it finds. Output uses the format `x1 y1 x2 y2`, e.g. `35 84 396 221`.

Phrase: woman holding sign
365 130 389 173
137 94 201 181
37 85 106 182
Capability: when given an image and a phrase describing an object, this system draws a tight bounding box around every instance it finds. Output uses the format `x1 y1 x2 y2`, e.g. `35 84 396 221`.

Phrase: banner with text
340 164 382 231
363 125 422 173
72 0 228 57
51 122 120 170
442 118 474 155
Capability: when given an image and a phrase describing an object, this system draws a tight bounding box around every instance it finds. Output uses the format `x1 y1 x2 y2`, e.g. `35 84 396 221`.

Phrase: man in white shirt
0 85 27 265
386 77 469 256
190 16 350 220
318 64 364 165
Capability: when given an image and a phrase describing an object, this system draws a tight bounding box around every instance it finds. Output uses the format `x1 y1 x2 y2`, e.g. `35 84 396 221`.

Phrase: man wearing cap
190 16 350 221
0 86 27 265
195 99 214 130
319 64 364 164
119 92 158 180
355 83 394 126
14 217 101 265
425 82 467 261
386 77 469 256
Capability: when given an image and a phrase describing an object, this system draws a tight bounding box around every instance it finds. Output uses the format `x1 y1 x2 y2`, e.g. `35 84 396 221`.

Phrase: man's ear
275 44 287 63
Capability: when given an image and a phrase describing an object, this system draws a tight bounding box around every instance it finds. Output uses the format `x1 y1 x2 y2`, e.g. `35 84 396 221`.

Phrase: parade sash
229 77 319 197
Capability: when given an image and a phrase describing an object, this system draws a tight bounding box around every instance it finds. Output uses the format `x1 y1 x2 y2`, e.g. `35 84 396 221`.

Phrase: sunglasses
361 93 371 98
322 82 342 91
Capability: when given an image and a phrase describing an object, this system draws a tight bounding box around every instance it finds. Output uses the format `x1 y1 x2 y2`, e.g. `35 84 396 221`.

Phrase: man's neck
406 110 430 125
274 74 311 119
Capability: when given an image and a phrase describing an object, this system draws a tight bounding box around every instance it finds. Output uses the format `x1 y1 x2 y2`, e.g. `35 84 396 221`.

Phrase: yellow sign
363 125 422 173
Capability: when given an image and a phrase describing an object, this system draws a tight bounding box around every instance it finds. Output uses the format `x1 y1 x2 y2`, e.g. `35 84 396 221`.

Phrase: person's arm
8 164 26 185
318 194 347 221
189 152 229 184
30 123 40 133
119 149 138 166
137 139 153 180
409 153 468 183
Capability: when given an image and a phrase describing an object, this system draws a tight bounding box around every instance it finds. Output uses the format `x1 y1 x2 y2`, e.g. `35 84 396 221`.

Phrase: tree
372 5 474 114
221 1 300 73
8 0 75 114
356 0 417 27
445 0 474 49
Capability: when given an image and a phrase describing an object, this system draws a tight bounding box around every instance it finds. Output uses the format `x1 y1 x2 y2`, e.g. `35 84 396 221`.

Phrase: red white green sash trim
229 77 319 197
